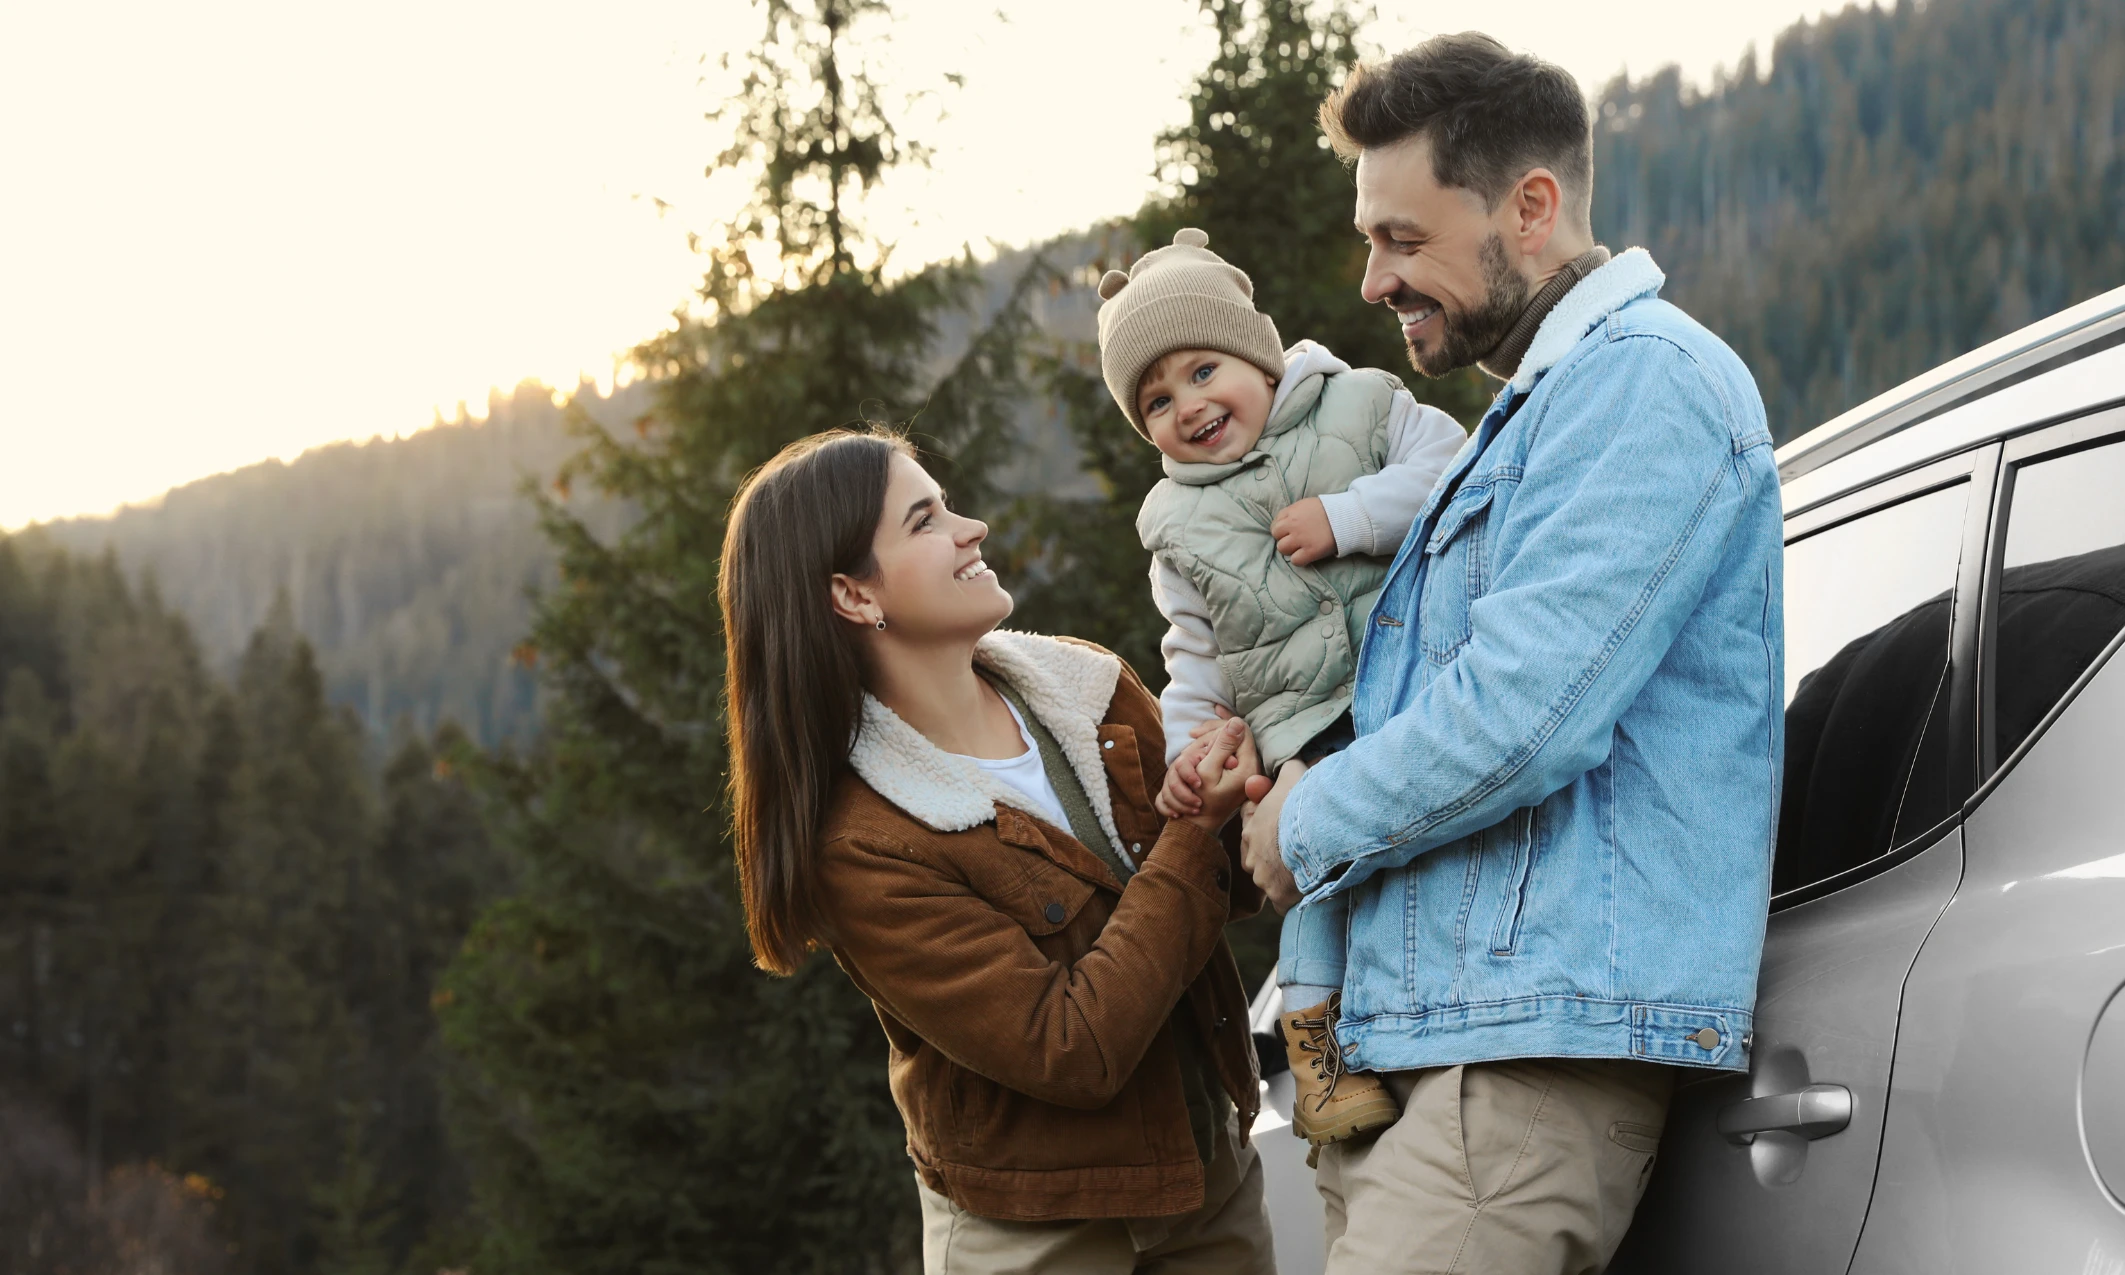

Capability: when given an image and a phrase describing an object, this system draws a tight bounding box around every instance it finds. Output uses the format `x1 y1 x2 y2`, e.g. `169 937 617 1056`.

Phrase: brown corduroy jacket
814 630 1264 1222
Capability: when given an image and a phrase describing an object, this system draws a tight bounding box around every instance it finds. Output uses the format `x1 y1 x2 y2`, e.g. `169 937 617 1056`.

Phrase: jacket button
1253 469 1267 481
1214 868 1230 891
1215 1016 1229 1030
1690 1027 1721 1049
1102 739 1114 750
1044 902 1066 925
1317 599 1334 614
1320 622 1337 637
1130 843 1142 857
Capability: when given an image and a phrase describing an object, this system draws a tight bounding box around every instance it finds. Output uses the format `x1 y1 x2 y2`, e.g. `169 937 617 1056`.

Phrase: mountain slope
36 382 640 746
1593 0 2125 440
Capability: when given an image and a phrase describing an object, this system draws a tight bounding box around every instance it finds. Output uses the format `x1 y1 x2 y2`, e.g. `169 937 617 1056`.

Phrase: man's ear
829 573 879 629
1508 167 1564 257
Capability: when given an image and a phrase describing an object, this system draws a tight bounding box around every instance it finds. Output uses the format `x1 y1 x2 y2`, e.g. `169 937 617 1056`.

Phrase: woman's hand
1153 708 1242 818
1179 717 1261 833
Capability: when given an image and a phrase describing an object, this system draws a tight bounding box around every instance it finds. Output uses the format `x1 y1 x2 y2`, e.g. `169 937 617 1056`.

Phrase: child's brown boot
1279 992 1399 1149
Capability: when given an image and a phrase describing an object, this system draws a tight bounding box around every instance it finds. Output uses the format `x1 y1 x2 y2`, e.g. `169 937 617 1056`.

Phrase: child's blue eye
1147 395 1170 415
1192 362 1215 383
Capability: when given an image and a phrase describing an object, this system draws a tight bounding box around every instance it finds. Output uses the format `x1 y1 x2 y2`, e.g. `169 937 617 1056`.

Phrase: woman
721 429 1278 1273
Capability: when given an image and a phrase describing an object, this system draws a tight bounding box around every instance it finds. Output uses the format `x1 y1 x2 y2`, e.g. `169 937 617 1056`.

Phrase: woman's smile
954 556 994 583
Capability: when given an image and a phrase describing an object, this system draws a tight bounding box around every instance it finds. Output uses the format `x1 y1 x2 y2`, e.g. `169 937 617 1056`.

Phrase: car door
1613 446 1997 1275
1850 415 2125 1269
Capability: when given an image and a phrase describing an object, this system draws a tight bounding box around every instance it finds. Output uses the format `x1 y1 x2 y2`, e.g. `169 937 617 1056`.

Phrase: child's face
1136 348 1275 465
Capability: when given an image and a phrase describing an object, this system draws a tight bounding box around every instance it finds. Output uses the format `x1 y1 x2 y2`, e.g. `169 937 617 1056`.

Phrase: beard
1395 232 1532 378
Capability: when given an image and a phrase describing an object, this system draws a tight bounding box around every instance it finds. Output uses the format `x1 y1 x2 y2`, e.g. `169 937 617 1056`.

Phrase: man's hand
1270 497 1336 566
1239 759 1306 911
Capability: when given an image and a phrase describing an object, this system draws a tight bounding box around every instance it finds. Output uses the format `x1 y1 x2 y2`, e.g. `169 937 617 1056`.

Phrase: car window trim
1975 404 2125 782
1770 442 1998 912
1783 450 1979 542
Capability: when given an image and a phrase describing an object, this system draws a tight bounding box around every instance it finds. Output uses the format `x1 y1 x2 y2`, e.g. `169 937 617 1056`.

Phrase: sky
0 0 1843 529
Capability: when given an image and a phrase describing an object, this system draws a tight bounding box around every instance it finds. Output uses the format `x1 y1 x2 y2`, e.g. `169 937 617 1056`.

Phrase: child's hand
1271 497 1336 566
1155 738 1211 817
1154 709 1242 818
1181 718 1262 833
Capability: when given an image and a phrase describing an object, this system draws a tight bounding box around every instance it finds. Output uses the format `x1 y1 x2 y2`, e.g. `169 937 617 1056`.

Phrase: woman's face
853 453 1012 641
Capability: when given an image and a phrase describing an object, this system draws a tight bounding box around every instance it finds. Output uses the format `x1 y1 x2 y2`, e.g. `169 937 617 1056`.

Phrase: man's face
1354 135 1532 378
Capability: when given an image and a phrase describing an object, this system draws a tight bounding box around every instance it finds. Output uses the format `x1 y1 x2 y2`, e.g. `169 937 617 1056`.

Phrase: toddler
1094 228 1465 1152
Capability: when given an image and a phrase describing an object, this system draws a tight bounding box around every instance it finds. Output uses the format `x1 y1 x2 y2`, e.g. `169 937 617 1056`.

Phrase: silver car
1250 286 2125 1272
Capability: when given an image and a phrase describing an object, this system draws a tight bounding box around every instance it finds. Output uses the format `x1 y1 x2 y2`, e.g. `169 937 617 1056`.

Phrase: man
1238 33 1785 1274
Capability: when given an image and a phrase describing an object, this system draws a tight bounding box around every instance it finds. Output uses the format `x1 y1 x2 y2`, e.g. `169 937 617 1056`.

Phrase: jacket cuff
1318 491 1374 557
1151 816 1238 898
1278 766 1337 895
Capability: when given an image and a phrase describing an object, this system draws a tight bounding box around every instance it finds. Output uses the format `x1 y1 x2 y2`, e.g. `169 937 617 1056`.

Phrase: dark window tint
1776 483 1968 893
1995 439 2125 762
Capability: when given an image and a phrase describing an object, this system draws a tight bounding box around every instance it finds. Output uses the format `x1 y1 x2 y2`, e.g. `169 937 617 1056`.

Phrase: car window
1994 438 2125 763
1776 482 1969 894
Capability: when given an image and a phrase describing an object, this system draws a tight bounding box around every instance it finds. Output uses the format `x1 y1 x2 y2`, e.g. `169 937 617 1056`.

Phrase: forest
5 0 2123 1271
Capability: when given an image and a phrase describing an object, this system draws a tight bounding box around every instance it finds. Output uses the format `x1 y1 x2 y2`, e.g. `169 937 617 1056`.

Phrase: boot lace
1291 995 1348 1114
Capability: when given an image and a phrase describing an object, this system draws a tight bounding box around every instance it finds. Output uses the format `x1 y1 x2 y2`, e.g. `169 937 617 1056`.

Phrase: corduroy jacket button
1043 901 1066 925
1214 868 1230 891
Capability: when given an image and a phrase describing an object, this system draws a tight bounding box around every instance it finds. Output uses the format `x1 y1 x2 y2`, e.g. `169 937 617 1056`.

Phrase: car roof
1776 282 2125 515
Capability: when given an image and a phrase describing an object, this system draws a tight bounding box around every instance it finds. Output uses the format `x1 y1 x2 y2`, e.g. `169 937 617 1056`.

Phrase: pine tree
437 3 1039 1270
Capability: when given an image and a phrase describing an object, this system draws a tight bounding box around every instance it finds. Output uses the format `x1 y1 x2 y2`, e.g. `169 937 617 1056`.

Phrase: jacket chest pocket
1418 482 1498 665
993 858 1100 945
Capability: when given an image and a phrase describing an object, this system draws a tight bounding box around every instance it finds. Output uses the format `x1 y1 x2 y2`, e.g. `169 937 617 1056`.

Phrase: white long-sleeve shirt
1153 340 1468 762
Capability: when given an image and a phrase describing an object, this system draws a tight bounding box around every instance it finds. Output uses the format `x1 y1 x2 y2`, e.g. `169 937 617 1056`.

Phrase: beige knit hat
1095 227 1286 438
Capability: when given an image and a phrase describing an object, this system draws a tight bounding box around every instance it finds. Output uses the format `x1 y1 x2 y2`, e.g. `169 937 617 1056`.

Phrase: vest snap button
1318 599 1334 614
1321 622 1336 637
1043 901 1066 925
1252 469 1267 481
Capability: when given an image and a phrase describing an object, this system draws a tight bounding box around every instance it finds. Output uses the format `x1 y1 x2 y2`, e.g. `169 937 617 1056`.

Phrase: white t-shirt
954 696 1071 831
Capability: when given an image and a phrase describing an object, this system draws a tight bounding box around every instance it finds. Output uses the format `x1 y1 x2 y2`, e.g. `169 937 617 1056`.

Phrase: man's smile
1397 299 1442 337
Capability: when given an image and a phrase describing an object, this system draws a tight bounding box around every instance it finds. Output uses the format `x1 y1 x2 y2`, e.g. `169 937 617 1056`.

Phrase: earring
873 617 887 631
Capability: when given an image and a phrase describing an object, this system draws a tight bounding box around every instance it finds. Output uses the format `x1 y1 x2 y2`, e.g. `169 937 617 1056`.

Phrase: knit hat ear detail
1093 227 1286 439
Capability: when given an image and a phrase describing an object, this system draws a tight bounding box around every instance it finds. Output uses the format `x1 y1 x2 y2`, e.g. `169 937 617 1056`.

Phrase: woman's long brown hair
721 429 911 975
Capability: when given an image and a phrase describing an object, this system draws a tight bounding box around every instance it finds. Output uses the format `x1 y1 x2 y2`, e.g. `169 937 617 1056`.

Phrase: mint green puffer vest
1137 366 1402 769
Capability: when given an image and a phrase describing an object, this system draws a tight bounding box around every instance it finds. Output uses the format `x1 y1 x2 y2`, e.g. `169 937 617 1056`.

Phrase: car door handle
1717 1084 1853 1144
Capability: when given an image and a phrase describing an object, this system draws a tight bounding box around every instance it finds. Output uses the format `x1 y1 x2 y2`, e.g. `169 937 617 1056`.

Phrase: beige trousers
1316 1058 1675 1275
916 1111 1278 1275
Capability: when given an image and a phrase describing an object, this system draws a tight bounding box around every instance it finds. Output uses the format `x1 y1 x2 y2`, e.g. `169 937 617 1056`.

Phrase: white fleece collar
847 630 1127 856
1508 248 1667 394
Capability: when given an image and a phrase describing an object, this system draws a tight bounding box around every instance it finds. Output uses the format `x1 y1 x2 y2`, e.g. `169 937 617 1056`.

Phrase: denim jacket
1278 249 1784 1074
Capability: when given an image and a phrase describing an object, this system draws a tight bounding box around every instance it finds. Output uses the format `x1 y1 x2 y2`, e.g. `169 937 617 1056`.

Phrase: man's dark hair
1320 32 1593 229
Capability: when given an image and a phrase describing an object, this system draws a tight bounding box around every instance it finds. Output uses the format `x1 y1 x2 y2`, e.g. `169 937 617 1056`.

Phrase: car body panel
1848 636 2125 1271
1611 827 1962 1275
